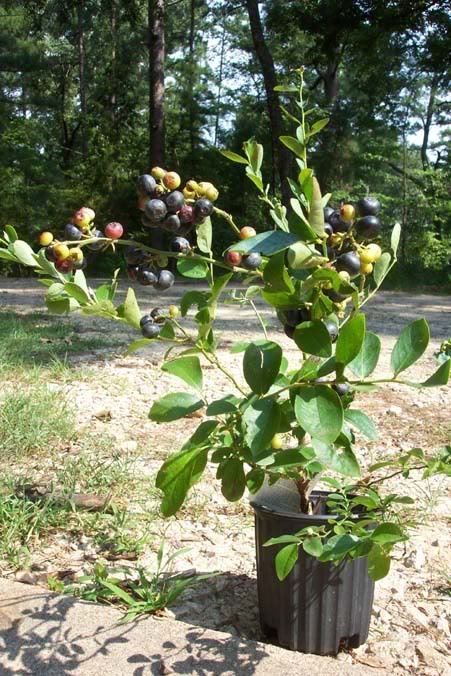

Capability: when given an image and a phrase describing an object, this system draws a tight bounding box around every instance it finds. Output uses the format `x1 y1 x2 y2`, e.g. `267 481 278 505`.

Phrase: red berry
225 251 242 266
55 258 73 273
104 222 124 239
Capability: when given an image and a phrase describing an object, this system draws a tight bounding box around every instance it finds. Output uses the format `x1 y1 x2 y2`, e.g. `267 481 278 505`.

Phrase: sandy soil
1 278 450 674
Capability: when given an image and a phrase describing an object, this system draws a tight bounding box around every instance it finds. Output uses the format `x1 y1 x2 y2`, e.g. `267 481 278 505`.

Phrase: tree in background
0 0 449 284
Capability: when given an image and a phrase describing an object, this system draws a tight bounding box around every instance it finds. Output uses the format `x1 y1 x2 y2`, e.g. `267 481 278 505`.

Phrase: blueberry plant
1 72 449 583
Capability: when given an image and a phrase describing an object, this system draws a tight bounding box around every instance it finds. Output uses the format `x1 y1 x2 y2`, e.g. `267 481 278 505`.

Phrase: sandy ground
0 277 450 674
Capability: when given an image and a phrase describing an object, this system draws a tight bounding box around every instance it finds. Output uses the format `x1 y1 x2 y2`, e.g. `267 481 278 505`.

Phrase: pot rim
250 489 339 522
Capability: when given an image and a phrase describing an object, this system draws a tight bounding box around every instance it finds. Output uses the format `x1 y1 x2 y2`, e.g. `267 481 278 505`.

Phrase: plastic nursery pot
250 486 375 656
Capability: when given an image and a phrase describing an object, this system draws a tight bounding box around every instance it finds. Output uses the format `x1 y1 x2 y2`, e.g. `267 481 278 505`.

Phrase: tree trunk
323 45 341 103
420 75 438 170
245 0 291 207
214 12 226 148
110 0 117 127
188 0 196 156
148 0 165 168
148 0 165 249
77 0 88 159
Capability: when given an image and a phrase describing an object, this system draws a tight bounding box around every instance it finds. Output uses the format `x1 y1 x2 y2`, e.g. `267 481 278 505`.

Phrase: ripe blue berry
155 270 175 291
137 174 157 196
144 199 167 222
165 191 185 214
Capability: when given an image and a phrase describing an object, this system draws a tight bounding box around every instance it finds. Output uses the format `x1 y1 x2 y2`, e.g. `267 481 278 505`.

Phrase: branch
385 161 426 188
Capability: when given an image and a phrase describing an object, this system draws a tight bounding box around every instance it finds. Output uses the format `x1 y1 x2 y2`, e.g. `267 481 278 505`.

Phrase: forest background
0 0 449 287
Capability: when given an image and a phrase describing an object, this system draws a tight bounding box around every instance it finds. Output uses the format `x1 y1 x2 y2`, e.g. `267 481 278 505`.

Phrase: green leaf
127 338 153 354
209 272 233 305
309 118 329 136
293 321 332 358
229 230 298 255
273 85 298 92
324 534 359 560
180 290 208 316
177 258 209 279
279 135 304 157
162 356 203 391
230 340 250 353
246 467 265 493
336 314 366 365
312 440 360 477
391 222 401 256
220 458 246 501
159 320 176 339
367 545 391 581
246 170 264 192
12 240 40 267
219 149 249 165
74 269 91 296
156 446 208 516
302 536 323 557
264 535 301 546
196 217 212 254
45 297 70 314
391 319 430 376
243 340 282 395
373 252 392 287
294 386 343 444
420 359 450 387
248 141 263 174
0 248 17 262
64 282 90 305
344 410 378 440
149 392 204 422
119 287 141 329
243 399 281 455
371 523 405 545
308 177 325 236
4 224 18 242
275 544 298 581
348 332 381 378
206 395 240 415
263 250 294 292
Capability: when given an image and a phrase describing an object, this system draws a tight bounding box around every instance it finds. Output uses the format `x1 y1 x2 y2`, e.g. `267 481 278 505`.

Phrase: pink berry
104 222 124 239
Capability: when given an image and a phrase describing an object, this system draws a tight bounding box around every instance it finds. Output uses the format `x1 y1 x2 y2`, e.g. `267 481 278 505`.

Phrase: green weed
52 541 217 621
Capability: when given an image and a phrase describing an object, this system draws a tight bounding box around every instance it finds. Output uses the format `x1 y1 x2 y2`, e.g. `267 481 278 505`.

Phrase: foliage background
0 0 449 287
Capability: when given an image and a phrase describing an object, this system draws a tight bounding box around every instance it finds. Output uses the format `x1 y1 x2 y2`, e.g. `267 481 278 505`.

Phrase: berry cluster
324 196 382 278
224 226 262 270
137 168 218 237
278 195 384 348
125 245 175 291
38 207 123 273
140 305 179 339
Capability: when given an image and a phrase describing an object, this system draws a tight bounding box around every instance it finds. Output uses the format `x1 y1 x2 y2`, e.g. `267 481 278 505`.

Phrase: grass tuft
0 386 75 458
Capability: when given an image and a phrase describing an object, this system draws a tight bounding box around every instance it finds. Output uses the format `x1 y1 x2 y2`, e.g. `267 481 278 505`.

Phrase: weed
54 541 217 621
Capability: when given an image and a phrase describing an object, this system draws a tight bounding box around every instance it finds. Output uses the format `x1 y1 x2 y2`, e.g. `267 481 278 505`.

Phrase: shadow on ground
0 583 268 675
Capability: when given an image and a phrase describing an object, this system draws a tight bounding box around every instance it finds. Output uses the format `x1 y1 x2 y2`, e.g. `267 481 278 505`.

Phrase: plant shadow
0 580 269 675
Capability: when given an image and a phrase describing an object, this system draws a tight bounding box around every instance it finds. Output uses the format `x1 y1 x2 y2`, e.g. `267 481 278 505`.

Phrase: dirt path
1 278 450 674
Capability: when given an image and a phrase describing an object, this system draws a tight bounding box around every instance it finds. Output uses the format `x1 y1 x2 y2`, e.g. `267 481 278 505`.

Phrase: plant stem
60 237 261 277
362 465 427 487
248 298 268 339
213 207 241 236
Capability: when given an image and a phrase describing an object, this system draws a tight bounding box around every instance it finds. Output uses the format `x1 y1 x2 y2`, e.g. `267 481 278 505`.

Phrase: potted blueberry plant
1 71 449 656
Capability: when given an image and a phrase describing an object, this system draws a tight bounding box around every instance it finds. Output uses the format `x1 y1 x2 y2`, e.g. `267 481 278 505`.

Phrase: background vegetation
0 0 449 287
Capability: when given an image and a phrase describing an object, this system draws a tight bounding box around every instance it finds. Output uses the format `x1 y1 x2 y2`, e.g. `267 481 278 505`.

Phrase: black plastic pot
251 489 375 656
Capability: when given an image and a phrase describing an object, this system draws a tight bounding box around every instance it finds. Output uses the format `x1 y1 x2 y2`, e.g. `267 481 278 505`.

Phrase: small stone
386 405 402 415
15 571 37 585
436 615 450 636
